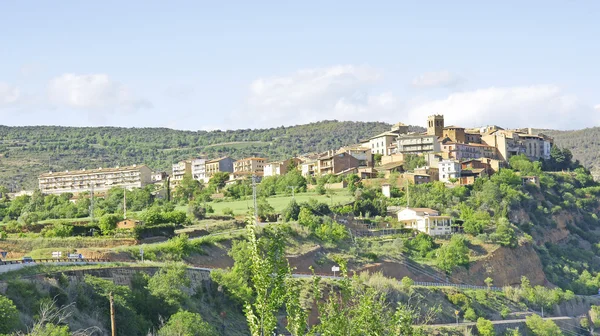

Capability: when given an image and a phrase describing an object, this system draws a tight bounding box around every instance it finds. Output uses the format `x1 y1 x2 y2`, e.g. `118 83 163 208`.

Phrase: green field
201 191 354 216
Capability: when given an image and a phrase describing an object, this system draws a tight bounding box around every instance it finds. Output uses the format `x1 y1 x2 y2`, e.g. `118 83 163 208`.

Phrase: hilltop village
38 114 553 194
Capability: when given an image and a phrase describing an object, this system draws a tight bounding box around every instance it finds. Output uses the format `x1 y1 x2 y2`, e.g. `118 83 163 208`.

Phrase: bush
99 214 121 235
158 310 218 336
0 295 19 334
464 307 477 321
222 207 234 216
476 317 495 336
314 220 348 243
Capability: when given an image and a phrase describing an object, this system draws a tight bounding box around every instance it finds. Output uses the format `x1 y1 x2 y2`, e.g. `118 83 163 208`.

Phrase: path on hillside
422 316 574 328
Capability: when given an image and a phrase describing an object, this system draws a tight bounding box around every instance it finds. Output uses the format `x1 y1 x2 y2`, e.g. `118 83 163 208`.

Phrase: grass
0 237 136 254
203 191 354 216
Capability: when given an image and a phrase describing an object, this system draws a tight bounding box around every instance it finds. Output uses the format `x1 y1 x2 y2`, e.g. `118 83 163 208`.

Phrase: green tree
436 235 470 273
464 307 477 321
525 314 562 336
147 263 191 308
208 172 230 191
158 310 218 336
491 219 517 248
257 198 275 222
98 214 121 235
282 199 300 222
174 173 201 203
0 295 19 334
476 317 495 336
485 277 494 290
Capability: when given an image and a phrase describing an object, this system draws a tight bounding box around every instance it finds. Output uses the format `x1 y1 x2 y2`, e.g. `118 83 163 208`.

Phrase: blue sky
0 1 598 130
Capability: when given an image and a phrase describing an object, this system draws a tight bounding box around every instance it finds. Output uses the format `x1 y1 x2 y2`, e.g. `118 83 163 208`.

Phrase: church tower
427 115 444 138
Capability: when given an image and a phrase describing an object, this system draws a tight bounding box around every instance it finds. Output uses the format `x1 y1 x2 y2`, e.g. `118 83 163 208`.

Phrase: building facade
396 134 440 155
171 160 191 185
427 115 444 138
191 158 207 182
39 165 152 195
397 207 452 236
318 152 360 175
205 157 235 178
233 157 266 176
439 159 461 183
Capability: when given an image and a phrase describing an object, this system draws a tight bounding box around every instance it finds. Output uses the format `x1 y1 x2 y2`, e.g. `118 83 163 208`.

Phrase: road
423 316 575 328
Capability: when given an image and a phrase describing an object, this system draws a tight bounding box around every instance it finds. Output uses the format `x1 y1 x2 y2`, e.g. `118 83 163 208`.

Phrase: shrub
0 295 18 334
98 214 121 235
464 307 477 321
476 317 495 336
222 207 234 216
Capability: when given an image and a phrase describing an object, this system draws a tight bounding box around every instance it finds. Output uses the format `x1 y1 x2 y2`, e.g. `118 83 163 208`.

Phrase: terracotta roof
443 125 465 129
235 157 266 162
40 164 148 178
402 207 439 214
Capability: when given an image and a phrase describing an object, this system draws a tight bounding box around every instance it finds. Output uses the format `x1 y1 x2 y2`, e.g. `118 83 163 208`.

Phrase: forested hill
0 121 412 190
538 127 600 176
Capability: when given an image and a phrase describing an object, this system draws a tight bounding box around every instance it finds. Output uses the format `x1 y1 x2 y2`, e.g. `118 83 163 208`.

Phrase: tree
282 199 300 222
464 307 477 321
158 310 218 336
188 201 207 220
174 173 201 203
208 172 230 191
436 235 470 273
400 276 414 292
0 295 19 334
484 277 494 290
491 219 517 248
476 317 495 336
257 198 275 222
98 214 121 235
147 263 191 308
525 314 563 336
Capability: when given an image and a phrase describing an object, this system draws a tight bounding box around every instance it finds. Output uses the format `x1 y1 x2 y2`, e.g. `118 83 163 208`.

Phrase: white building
439 159 461 183
191 158 207 183
397 208 452 236
368 132 398 155
39 165 152 195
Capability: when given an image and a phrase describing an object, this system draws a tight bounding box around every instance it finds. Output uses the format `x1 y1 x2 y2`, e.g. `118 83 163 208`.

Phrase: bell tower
427 115 444 138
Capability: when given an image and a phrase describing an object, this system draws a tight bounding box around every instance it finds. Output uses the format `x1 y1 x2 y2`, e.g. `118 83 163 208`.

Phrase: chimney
528 127 533 135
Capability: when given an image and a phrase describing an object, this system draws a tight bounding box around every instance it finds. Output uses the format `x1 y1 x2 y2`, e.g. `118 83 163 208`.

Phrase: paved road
423 316 574 328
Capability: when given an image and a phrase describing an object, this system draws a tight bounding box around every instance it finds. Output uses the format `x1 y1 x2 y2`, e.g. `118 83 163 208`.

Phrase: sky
0 1 599 131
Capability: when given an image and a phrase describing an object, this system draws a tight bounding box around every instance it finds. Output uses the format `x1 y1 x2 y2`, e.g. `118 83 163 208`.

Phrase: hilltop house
397 207 452 236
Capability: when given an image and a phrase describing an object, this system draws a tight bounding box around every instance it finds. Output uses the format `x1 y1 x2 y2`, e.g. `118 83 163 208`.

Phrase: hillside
539 127 600 176
0 121 422 190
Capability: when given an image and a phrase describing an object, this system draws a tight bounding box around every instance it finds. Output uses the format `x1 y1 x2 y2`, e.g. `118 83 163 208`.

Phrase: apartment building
233 157 266 176
481 130 526 162
395 134 441 155
264 158 302 177
39 165 152 195
171 160 191 185
205 157 235 178
441 142 497 161
318 152 360 175
191 158 207 182
301 161 318 177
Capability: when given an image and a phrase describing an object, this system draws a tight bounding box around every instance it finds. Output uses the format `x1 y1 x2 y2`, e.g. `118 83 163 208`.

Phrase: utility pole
109 292 116 336
123 189 127 219
405 179 410 209
90 183 95 223
252 174 258 223
287 186 297 200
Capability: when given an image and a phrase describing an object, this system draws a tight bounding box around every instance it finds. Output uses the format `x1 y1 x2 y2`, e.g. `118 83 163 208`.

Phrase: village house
300 161 318 177
317 152 361 175
263 158 302 177
439 159 461 183
116 219 142 230
397 207 452 236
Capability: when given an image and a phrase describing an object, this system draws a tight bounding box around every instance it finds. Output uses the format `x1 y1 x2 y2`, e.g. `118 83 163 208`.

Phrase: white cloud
241 65 396 128
412 71 464 88
0 82 22 107
406 85 597 130
595 104 600 111
48 74 151 110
